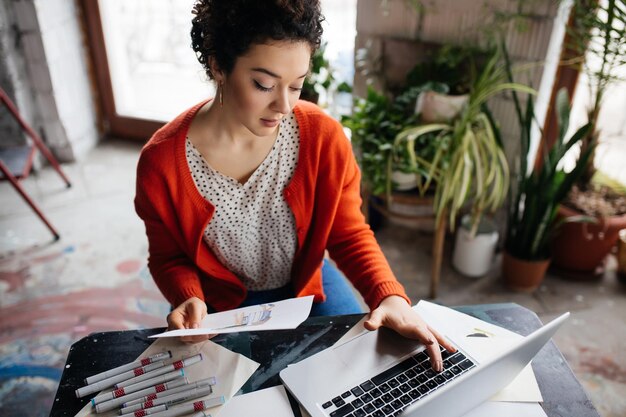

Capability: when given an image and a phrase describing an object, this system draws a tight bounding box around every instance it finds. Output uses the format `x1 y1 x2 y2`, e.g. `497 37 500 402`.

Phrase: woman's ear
208 57 224 83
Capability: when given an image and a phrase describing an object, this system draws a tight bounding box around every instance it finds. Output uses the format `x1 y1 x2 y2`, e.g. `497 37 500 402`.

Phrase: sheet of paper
334 315 369 346
414 300 521 341
219 385 294 417
462 337 543 402
74 337 259 417
463 401 548 417
151 296 314 338
299 401 547 417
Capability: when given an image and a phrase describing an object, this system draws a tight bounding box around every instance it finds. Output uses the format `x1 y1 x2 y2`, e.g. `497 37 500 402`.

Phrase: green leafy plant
341 86 422 195
568 0 626 184
301 41 351 103
505 80 594 260
406 44 488 95
391 49 534 233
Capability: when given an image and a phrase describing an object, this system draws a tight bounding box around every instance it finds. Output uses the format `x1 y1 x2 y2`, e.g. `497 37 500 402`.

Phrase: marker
94 377 188 413
122 377 217 408
191 412 211 417
92 370 185 404
148 397 225 417
115 355 203 389
76 361 167 397
121 404 167 417
85 352 172 385
120 385 213 415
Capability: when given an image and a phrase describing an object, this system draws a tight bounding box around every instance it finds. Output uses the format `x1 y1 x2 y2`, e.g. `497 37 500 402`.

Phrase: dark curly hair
191 0 325 80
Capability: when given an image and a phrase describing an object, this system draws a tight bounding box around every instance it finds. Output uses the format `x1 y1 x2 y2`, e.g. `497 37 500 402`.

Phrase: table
50 303 599 417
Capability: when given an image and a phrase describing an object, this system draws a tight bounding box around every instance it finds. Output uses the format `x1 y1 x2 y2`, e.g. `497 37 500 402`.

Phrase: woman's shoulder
293 100 339 127
294 101 347 142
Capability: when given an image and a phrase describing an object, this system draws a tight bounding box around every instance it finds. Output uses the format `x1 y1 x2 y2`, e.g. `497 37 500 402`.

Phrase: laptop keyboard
320 345 476 417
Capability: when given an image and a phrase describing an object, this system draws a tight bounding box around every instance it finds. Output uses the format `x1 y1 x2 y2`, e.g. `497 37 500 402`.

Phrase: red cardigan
134 100 409 311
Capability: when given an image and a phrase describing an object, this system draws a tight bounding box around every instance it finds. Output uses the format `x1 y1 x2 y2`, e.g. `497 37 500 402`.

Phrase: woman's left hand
364 295 456 372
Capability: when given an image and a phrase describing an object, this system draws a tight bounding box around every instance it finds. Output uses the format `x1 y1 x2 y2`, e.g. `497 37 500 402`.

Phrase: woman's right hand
166 297 215 343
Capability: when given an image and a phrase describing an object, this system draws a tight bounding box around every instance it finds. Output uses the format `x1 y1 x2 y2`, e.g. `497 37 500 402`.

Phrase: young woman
134 0 454 371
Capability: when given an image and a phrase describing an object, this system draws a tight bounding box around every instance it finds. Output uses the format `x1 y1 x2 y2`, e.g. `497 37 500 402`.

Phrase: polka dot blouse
185 113 299 290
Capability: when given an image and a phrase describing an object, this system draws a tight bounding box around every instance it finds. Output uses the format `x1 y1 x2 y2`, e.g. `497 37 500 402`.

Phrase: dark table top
50 303 599 417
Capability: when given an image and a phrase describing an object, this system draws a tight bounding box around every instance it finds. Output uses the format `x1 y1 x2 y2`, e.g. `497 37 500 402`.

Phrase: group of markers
75 351 225 417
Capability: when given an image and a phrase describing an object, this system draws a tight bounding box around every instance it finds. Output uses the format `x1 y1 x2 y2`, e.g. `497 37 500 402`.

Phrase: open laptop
280 312 569 417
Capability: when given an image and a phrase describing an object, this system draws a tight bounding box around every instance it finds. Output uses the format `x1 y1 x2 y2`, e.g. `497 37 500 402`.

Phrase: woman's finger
184 300 207 329
428 325 456 353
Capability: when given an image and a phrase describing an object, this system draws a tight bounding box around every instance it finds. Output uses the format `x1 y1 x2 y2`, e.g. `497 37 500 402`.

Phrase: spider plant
389 48 535 233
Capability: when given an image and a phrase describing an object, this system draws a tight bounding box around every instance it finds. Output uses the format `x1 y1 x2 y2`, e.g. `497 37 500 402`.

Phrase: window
84 0 357 138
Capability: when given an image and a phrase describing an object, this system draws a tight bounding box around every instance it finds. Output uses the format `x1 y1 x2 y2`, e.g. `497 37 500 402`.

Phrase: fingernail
192 323 199 329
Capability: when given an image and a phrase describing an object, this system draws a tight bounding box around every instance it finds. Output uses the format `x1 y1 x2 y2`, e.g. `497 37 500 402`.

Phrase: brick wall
353 0 567 161
0 0 99 162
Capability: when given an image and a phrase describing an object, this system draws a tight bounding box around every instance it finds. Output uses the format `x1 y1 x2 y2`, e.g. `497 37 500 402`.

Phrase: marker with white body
190 412 211 417
122 377 217 408
76 361 167 397
122 404 167 417
115 354 203 389
85 352 172 385
147 397 225 417
119 385 213 414
94 377 188 413
92 370 185 404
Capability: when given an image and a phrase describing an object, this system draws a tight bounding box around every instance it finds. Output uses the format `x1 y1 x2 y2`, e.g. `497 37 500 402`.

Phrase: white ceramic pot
416 91 469 123
452 215 499 277
391 170 418 191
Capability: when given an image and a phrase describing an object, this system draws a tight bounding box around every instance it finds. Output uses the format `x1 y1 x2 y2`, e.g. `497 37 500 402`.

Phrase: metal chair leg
0 159 60 240
0 87 71 188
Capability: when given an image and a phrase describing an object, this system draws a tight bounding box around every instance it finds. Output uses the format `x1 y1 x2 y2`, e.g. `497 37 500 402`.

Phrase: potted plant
391 48 533 235
300 41 352 105
342 85 423 195
452 214 499 277
503 83 593 291
406 44 487 123
551 0 626 273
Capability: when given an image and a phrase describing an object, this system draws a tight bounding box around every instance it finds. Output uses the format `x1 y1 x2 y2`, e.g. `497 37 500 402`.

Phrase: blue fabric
310 260 365 316
205 260 365 315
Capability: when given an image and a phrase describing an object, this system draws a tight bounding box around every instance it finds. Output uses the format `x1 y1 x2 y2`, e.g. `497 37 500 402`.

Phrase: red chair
0 87 72 240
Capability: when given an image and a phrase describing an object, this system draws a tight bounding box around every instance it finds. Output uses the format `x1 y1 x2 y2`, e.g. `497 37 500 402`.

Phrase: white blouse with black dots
185 113 299 291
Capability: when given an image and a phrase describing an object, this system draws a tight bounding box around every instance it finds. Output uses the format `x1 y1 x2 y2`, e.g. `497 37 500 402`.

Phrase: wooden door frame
536 0 595 170
79 0 164 141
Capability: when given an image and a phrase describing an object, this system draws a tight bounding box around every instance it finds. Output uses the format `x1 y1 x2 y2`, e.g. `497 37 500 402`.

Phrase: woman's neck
196 100 277 148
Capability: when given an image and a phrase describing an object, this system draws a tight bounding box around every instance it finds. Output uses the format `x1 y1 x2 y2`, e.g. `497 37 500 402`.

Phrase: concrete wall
353 0 566 160
0 0 99 162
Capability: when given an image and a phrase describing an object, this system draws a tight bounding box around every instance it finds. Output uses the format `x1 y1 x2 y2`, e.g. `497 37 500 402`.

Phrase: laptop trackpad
333 327 424 372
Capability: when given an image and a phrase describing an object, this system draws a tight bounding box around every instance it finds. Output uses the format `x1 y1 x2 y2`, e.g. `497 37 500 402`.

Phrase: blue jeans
208 260 365 315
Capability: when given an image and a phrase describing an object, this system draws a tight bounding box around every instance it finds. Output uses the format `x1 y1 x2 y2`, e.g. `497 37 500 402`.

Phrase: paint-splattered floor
0 139 624 417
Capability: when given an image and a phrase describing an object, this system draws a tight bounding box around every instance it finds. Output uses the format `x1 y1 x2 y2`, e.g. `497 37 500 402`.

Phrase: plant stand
363 189 447 299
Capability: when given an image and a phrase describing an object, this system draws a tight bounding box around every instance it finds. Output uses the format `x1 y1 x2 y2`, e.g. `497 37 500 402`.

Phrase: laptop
280 312 569 417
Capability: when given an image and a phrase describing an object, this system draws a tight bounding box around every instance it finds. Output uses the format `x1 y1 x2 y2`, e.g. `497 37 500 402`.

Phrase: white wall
1 0 99 162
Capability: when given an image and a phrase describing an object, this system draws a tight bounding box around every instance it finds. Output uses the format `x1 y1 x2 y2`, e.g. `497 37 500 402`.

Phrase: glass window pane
99 0 213 122
97 0 356 122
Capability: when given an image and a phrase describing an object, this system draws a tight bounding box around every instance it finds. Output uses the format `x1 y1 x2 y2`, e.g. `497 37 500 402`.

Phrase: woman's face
219 40 312 138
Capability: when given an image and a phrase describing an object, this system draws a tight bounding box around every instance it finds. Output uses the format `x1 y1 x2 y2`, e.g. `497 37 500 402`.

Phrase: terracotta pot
502 252 550 292
617 229 626 284
551 206 626 273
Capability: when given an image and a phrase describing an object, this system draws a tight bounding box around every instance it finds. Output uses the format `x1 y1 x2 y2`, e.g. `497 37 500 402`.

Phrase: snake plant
503 34 594 260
